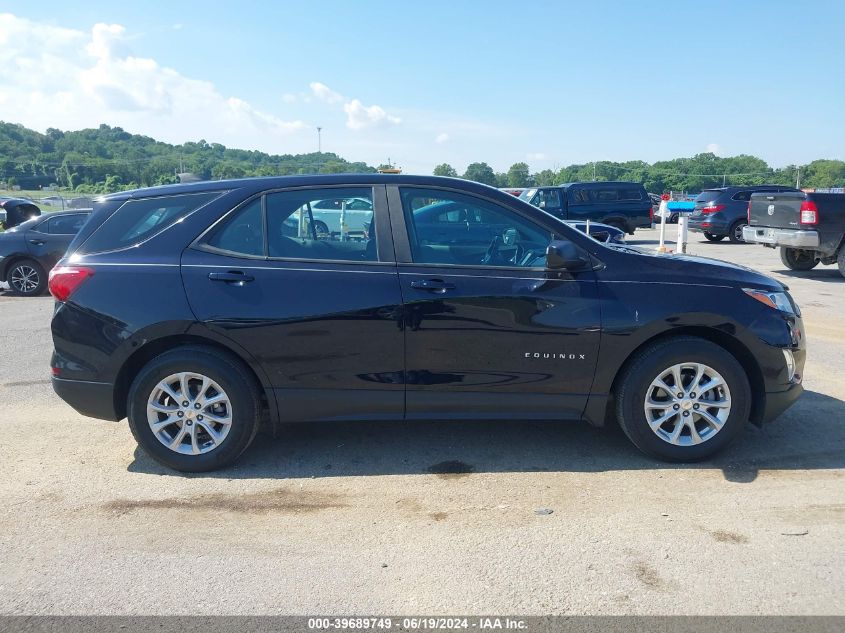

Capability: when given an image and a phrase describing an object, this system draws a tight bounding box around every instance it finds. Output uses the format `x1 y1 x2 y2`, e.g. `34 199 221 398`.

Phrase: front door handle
208 271 255 285
410 278 456 293
28 239 44 246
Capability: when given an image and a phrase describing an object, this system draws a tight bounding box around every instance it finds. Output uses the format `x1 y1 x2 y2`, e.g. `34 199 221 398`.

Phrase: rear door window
47 213 89 235
78 192 221 254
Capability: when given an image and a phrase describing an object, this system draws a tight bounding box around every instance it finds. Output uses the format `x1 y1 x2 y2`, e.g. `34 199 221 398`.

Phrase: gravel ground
0 228 842 615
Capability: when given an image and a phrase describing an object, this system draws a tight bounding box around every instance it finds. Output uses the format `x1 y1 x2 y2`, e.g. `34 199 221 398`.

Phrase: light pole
316 127 322 154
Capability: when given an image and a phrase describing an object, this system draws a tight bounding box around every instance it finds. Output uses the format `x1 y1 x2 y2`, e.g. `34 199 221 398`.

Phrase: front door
181 185 405 423
389 186 601 421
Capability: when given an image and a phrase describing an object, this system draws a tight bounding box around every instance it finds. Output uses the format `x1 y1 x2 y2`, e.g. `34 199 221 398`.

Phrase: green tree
433 163 458 177
506 162 531 187
463 162 496 186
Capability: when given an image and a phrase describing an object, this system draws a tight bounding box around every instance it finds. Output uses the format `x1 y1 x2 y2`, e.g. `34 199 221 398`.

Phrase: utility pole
317 127 322 154
592 162 596 181
796 165 801 189
722 173 727 186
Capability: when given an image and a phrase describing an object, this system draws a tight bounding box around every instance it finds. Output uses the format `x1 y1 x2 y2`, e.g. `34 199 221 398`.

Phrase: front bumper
743 226 820 248
761 380 804 425
52 376 119 421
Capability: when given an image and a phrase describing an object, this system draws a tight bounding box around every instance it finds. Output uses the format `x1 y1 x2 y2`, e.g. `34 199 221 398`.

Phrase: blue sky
2 1 844 173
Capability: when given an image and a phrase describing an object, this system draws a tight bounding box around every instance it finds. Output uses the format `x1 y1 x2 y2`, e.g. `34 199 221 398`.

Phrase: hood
610 247 784 291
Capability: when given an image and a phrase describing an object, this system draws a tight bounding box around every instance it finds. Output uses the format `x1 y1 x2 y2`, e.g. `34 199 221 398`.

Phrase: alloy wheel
733 223 746 242
643 362 732 446
10 265 40 294
146 372 233 455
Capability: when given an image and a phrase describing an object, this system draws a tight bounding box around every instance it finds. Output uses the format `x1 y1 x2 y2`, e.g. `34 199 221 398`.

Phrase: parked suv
519 182 652 234
1 210 90 295
50 175 804 472
688 186 799 243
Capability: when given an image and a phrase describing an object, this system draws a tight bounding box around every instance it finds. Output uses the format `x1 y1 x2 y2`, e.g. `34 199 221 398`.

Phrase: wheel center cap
681 400 694 411
185 409 194 419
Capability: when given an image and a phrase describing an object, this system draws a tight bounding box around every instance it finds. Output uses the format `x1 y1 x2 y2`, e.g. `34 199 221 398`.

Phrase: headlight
742 288 797 315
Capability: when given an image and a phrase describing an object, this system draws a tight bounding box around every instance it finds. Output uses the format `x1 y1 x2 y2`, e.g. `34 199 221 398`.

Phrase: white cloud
310 81 400 131
281 93 297 103
343 99 401 131
527 152 547 161
435 132 450 144
706 143 722 155
309 81 345 105
0 13 306 152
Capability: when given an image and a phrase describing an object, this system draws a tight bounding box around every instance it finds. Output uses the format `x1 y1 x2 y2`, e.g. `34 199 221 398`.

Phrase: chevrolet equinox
49 175 806 471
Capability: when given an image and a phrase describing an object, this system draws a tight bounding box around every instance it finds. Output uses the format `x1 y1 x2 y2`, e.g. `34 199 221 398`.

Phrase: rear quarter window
76 192 221 254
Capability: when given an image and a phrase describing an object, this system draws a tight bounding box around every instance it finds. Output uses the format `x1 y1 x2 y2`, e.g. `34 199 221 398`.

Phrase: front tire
7 259 47 296
780 247 819 271
703 232 725 242
127 346 262 472
839 248 845 279
615 337 751 462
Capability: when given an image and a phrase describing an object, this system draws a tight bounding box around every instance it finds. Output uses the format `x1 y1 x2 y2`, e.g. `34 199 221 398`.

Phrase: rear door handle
410 278 456 293
208 271 255 285
28 239 44 246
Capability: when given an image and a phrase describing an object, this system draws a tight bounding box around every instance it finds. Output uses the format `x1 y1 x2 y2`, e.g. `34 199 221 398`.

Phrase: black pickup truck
744 191 845 278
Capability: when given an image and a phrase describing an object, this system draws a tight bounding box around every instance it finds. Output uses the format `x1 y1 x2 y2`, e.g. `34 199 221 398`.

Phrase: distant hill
0 122 377 193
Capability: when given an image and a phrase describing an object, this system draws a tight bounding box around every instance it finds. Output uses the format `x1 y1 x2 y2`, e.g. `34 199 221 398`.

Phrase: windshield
694 190 722 208
518 188 538 202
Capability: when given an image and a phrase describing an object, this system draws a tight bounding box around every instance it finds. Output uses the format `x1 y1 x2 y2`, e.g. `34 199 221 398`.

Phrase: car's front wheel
703 232 725 242
127 346 262 472
7 259 47 296
615 337 751 462
780 247 819 271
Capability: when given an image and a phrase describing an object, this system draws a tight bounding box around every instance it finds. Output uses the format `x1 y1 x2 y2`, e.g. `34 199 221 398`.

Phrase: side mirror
546 240 588 270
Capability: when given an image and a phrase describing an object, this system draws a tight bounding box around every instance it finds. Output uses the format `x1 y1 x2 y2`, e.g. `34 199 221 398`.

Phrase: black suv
49 175 805 472
518 182 652 234
688 186 799 243
1 210 90 295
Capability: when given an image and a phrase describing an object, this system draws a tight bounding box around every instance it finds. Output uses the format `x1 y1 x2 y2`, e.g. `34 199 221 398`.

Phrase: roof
101 174 502 202
701 185 794 192
557 181 645 189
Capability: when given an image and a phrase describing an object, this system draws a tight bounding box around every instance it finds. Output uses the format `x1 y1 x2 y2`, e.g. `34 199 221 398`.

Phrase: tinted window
266 187 377 262
206 199 264 256
732 191 752 201
694 191 723 207
47 213 88 235
79 192 221 254
401 188 555 268
534 189 561 210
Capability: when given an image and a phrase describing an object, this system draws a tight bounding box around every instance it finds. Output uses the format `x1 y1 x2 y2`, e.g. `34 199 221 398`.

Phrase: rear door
389 185 601 421
181 185 405 423
26 213 89 269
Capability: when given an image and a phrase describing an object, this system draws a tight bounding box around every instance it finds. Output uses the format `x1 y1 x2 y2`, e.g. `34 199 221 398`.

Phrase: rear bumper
52 376 119 421
743 226 820 248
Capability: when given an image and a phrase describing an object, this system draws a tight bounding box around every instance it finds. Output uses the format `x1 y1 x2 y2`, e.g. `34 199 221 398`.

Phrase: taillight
649 206 654 221
48 266 94 302
799 200 818 225
747 201 752 222
701 204 726 214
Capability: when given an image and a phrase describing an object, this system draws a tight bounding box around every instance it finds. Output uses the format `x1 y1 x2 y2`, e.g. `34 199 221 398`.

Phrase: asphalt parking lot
0 227 843 616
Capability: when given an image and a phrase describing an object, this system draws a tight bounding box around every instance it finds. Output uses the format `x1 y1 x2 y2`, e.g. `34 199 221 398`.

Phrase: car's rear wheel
7 259 47 296
728 221 747 243
780 247 819 271
838 248 845 279
127 346 262 472
615 337 751 462
703 232 725 242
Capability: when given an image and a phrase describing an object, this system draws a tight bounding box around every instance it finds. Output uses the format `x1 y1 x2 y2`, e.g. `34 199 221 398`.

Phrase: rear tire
780 247 819 271
728 221 747 243
615 336 751 462
703 232 725 242
7 259 47 296
127 346 262 472
837 247 845 279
